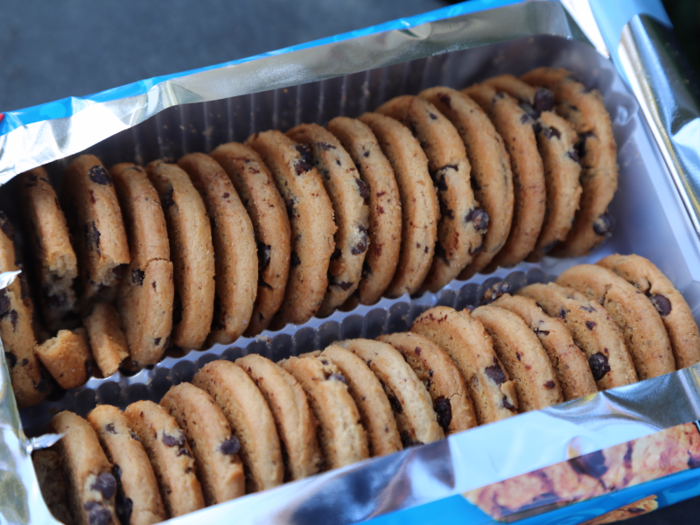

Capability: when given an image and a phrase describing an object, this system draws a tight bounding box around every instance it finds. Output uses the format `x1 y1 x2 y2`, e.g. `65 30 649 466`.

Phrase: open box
2 1 700 524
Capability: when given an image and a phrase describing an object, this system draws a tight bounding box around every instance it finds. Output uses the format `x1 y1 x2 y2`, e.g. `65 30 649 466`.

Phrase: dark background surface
1 1 700 523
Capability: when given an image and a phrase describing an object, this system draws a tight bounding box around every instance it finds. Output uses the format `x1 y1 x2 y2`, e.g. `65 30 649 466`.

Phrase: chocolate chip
570 450 608 478
649 294 672 317
687 455 700 469
485 363 506 385
481 281 512 305
586 321 596 330
465 208 489 233
87 505 112 525
434 397 452 431
437 93 452 108
502 396 516 411
351 226 369 255
388 394 403 413
4 352 16 368
161 188 175 208
589 352 611 381
330 278 354 291
257 242 271 272
544 380 556 389
533 88 555 113
131 268 145 286
363 150 370 158
91 472 117 499
162 432 186 448
294 160 313 175
533 328 550 337
295 144 312 163
576 131 595 160
592 211 615 237
105 423 117 434
220 437 241 456
88 166 112 185
567 150 580 163
176 448 191 457
328 373 347 384
90 222 101 257
429 112 438 120
9 310 17 331
560 308 567 319
317 141 336 151
433 172 449 192
290 251 301 267
0 212 12 239
356 178 369 200
154 337 161 346
519 103 539 120
469 243 483 255
414 347 422 356
520 113 532 124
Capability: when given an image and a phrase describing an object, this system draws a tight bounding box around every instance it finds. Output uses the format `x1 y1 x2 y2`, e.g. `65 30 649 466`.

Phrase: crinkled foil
1 1 700 524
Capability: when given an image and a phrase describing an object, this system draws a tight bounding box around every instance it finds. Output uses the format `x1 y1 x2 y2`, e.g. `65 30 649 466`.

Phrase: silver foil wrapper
1 1 700 524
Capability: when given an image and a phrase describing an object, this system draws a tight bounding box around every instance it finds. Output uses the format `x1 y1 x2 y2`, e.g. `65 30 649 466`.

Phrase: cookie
111 163 174 366
193 360 284 492
582 495 658 525
420 87 512 278
35 328 92 390
83 302 129 377
597 254 700 370
50 411 119 525
178 153 258 344
32 449 74 525
521 67 618 256
287 123 370 317
246 130 336 326
338 339 444 447
326 117 402 306
236 353 323 480
279 354 369 469
209 143 291 336
517 283 638 389
124 400 205 517
482 74 556 114
471 305 563 411
146 160 215 351
0 212 46 407
87 404 166 525
464 83 546 270
378 332 478 434
358 112 439 296
62 154 130 306
161 382 245 505
557 264 676 379
319 345 402 456
490 293 598 401
19 167 78 330
376 96 484 291
410 306 518 424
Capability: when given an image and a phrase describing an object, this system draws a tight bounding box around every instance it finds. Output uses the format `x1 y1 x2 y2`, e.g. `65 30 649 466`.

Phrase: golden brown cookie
517 283 638 389
420 87 512 278
179 153 258 345
124 400 205 517
87 405 166 525
339 338 444 447
83 302 128 377
376 96 484 291
19 167 79 331
35 328 92 390
471 305 563 411
146 160 215 351
193 360 284 492
209 143 291 336
279 354 369 470
111 163 173 367
62 154 130 306
490 293 598 400
464 83 545 270
236 353 323 480
557 264 676 379
378 331 478 434
161 382 245 505
327 117 402 307
521 67 618 256
598 253 700 370
32 449 74 525
410 306 518 424
358 112 439 296
50 411 119 525
319 345 402 456
246 130 336 326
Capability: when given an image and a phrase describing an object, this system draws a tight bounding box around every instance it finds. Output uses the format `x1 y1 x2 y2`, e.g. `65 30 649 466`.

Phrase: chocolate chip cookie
210 142 291 336
179 153 258 345
287 124 370 316
420 87 512 278
327 117 402 307
410 306 518 424
378 331 478 434
246 130 336 326
111 163 174 367
161 382 245 505
236 353 323 480
124 400 205 517
193 360 284 492
87 404 166 525
598 253 700 369
358 112 439 297
35 328 92 390
517 283 638 390
376 96 483 291
83 302 128 377
557 264 676 379
146 160 215 351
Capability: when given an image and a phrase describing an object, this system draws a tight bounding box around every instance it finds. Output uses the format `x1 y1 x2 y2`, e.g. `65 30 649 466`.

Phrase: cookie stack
1 67 621 407
33 254 700 525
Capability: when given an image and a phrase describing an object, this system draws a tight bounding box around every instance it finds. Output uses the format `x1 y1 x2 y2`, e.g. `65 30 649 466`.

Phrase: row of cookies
3 66 617 407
